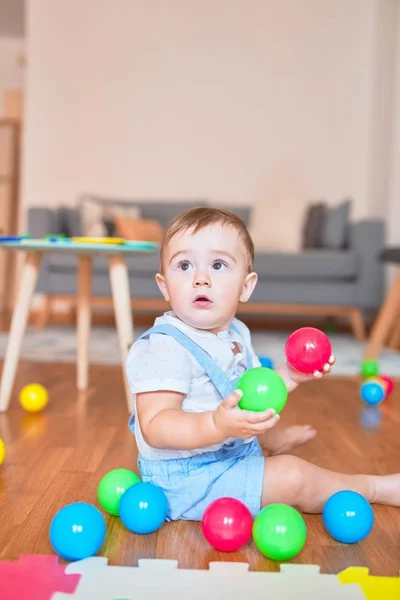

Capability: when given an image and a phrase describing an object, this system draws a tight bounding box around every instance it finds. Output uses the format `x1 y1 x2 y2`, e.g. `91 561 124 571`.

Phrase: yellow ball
0 438 5 465
19 383 48 412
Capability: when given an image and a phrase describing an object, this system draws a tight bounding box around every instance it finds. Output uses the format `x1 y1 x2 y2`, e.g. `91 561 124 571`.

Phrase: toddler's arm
136 389 279 450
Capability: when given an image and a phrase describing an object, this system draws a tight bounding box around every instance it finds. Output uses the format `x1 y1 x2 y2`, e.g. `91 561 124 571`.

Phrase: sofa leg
348 308 366 342
36 295 52 330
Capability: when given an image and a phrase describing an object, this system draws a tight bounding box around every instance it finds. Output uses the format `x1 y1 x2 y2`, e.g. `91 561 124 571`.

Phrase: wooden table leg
364 268 400 359
0 252 42 412
77 255 92 391
108 256 134 412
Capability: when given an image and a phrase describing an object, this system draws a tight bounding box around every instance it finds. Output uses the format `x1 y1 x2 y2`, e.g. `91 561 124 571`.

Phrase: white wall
387 5 400 247
0 36 24 112
21 0 397 249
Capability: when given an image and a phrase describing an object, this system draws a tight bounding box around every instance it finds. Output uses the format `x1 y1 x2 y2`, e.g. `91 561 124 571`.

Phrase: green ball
361 359 379 379
97 468 140 516
252 504 307 561
236 367 288 413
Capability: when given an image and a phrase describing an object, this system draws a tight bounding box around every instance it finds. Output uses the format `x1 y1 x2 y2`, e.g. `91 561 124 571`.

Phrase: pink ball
379 375 394 396
285 327 332 374
201 497 253 552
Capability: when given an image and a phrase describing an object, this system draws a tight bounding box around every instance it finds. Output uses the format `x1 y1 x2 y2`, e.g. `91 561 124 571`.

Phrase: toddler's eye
178 260 192 271
212 260 227 271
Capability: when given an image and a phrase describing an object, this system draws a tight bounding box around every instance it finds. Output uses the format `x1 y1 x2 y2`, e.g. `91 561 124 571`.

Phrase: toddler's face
156 224 257 332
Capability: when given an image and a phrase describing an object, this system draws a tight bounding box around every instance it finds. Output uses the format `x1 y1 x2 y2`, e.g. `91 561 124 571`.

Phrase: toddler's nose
193 272 211 287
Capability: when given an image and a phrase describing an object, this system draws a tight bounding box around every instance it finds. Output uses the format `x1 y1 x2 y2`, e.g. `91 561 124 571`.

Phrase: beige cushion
249 198 303 252
114 214 164 242
79 196 141 237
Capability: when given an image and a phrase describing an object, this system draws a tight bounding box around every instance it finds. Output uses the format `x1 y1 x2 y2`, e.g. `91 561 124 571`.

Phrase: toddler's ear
240 271 258 303
155 273 170 302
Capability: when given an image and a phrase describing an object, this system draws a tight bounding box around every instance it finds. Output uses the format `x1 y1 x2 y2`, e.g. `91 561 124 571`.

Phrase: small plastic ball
0 438 5 465
119 482 168 534
252 503 307 561
360 359 379 379
360 381 385 406
322 490 374 543
259 356 274 369
236 367 287 413
285 327 332 374
201 497 253 552
19 384 48 412
49 502 106 561
97 468 141 516
379 375 394 396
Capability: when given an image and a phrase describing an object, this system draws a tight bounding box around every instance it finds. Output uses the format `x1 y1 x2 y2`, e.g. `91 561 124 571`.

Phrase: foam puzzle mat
1 555 399 599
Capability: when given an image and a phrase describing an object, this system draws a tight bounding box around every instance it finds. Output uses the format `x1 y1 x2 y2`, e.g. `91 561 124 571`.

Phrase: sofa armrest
27 208 58 237
350 220 385 309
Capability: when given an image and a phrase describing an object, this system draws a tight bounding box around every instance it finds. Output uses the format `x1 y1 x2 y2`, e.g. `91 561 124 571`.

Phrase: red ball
379 375 394 396
201 497 253 552
285 327 332 374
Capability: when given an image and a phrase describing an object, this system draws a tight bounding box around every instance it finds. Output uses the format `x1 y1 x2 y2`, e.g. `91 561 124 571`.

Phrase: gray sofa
27 198 385 335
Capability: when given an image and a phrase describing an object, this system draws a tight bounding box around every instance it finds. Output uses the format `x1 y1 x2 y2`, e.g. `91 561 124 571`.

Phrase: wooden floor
0 360 399 575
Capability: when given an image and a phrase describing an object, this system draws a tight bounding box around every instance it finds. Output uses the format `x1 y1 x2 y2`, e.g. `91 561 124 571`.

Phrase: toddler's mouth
193 295 213 308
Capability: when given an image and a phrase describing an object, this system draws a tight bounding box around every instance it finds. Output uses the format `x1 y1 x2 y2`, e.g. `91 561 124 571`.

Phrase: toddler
126 207 400 521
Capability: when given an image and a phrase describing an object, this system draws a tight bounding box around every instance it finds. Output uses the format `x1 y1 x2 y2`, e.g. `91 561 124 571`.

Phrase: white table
0 238 159 412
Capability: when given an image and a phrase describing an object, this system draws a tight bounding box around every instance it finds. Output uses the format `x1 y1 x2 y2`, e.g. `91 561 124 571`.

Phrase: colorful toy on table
236 367 287 413
49 502 106 561
252 503 307 560
71 236 126 245
201 497 253 552
322 490 374 543
285 327 332 373
19 383 48 412
97 468 140 516
119 481 168 534
0 438 5 465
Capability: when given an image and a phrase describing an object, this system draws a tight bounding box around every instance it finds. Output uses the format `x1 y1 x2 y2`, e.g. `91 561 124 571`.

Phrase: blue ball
119 482 168 534
49 502 106 561
360 381 385 406
259 356 274 369
322 490 374 543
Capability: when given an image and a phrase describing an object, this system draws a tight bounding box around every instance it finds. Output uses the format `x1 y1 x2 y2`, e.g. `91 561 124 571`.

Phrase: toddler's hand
288 354 336 384
212 389 280 440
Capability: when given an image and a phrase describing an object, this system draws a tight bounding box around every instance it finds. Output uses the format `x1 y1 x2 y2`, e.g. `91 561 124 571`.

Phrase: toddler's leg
262 455 400 512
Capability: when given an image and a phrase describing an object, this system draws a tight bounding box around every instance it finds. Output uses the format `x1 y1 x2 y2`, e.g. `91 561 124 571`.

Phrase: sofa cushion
134 200 209 228
46 249 357 283
301 202 326 249
320 198 352 249
46 252 161 276
254 250 358 281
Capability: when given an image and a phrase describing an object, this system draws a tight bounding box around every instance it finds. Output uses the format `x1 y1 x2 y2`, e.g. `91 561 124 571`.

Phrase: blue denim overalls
127 322 265 521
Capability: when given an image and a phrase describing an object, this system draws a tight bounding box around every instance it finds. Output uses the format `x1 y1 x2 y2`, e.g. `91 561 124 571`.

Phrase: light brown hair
160 207 254 272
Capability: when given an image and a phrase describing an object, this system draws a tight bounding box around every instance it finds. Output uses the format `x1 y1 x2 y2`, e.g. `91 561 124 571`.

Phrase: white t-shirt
126 311 261 460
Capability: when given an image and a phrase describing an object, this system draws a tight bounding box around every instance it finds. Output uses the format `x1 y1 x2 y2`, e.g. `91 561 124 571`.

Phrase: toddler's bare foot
372 473 400 506
260 424 317 455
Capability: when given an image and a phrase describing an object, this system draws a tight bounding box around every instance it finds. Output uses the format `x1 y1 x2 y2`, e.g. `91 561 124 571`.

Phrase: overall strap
138 324 235 398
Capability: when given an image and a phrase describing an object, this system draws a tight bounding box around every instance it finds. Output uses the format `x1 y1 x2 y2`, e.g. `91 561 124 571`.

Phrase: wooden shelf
0 120 20 310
